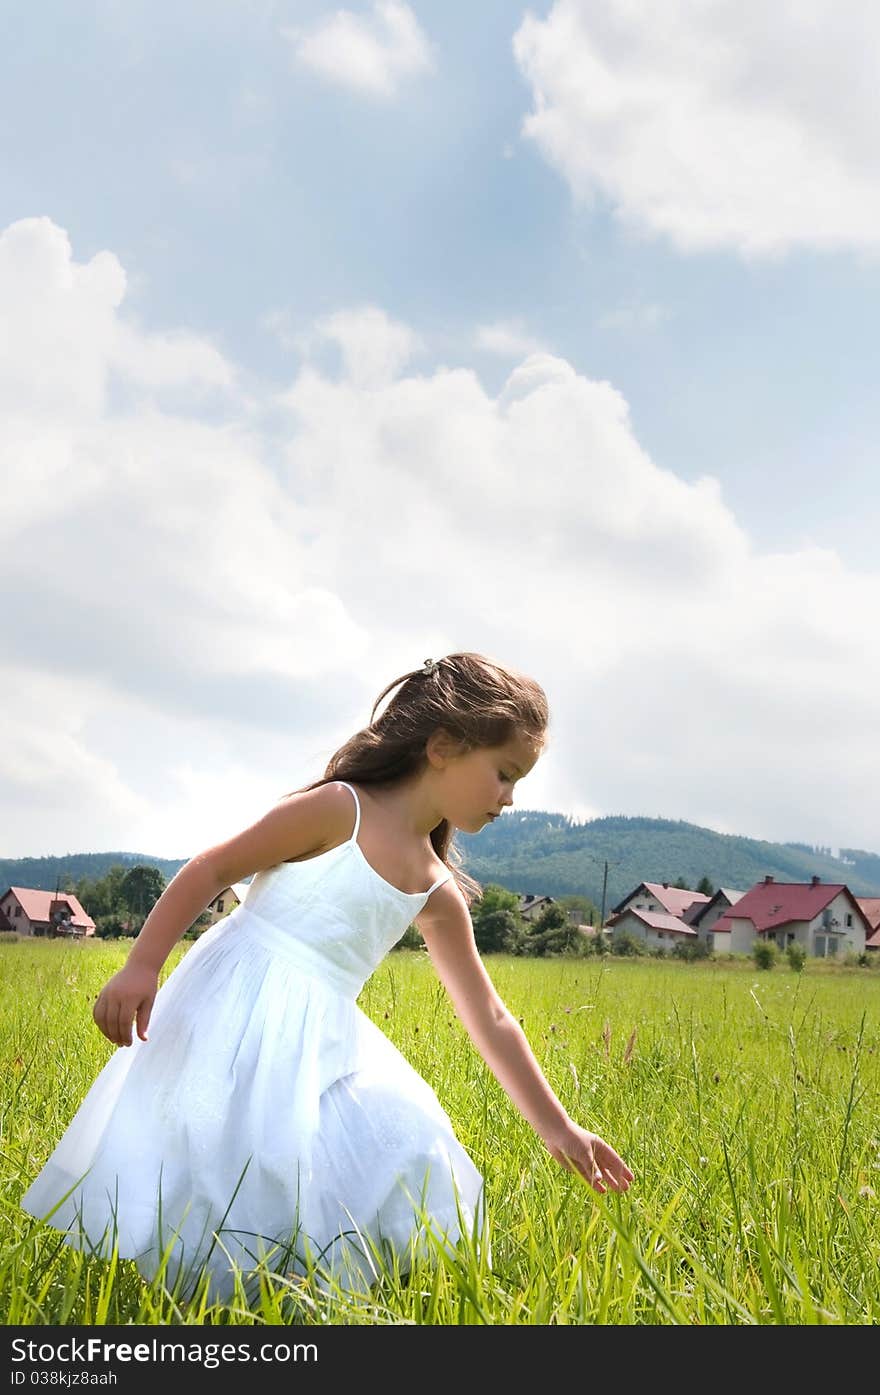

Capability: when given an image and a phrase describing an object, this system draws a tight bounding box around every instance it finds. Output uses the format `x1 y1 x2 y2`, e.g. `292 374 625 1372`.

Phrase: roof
612 881 711 918
608 908 697 937
685 886 745 927
4 886 95 930
714 879 871 936
856 898 880 932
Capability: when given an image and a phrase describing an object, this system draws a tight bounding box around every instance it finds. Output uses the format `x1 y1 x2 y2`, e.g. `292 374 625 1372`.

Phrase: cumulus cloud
314 305 424 387
284 1 434 99
0 217 370 854
4 216 880 857
514 0 880 259
475 319 548 358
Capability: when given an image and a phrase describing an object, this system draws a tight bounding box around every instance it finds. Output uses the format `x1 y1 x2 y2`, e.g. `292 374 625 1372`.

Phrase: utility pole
581 853 618 932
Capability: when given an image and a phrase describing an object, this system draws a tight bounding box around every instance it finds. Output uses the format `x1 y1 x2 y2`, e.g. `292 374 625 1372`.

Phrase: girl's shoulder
338 780 449 894
199 781 357 887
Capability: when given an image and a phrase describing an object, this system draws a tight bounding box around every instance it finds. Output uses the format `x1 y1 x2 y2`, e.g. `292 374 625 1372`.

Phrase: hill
4 814 880 911
455 812 880 911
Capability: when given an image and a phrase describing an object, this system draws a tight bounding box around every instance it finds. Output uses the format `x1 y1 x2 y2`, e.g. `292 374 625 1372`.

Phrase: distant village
3 872 879 960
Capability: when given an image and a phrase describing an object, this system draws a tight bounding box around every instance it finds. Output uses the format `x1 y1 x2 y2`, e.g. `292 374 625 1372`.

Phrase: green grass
2 939 879 1324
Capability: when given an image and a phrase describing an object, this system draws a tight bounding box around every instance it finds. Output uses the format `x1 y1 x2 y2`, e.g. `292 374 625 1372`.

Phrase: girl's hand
92 965 159 1047
543 1122 634 1194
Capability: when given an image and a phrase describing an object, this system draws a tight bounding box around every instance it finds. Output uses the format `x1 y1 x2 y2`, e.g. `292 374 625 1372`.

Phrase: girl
21 652 633 1304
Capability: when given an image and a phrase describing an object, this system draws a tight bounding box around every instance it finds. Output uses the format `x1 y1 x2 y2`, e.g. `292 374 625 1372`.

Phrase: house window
14 906 21 917
216 899 224 913
658 932 665 940
845 913 853 927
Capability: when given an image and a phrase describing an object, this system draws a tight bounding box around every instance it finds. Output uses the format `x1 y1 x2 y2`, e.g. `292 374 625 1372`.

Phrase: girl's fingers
136 1001 151 1041
592 1146 633 1192
584 1152 606 1193
121 1002 134 1046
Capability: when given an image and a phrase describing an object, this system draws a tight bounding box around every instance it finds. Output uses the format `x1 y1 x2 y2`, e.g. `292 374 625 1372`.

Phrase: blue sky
2 1 879 859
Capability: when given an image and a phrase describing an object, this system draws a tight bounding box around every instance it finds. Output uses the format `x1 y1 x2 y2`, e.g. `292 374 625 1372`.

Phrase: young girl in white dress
21 651 633 1304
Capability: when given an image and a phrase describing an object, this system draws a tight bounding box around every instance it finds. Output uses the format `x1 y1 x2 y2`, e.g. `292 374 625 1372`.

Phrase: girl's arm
93 782 352 1047
415 883 634 1195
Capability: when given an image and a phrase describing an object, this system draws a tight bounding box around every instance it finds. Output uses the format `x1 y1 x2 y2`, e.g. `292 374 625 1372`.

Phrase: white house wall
1 893 30 934
808 891 865 955
611 912 686 951
616 892 663 916
724 918 755 954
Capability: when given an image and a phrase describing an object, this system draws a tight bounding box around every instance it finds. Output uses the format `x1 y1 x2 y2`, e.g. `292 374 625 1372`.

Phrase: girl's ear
425 726 468 769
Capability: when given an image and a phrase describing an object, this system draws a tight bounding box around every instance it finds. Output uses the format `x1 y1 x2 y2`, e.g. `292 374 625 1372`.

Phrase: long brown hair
289 651 549 904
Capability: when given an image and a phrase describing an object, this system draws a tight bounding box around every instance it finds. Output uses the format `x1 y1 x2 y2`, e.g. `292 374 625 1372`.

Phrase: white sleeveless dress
20 782 486 1302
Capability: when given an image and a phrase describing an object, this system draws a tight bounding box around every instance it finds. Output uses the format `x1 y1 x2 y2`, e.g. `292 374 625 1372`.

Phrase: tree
554 893 599 926
472 884 523 953
76 864 130 921
94 913 129 940
522 903 588 957
474 908 520 954
119 865 166 933
696 876 714 897
673 876 690 890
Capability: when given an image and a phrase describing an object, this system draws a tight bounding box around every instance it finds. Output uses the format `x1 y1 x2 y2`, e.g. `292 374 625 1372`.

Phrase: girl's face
442 730 543 833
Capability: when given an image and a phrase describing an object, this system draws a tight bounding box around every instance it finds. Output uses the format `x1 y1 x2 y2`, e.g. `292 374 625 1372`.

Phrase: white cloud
4 216 880 859
284 1 433 99
514 0 880 259
315 305 424 387
475 319 548 358
0 217 370 853
0 218 236 420
1 669 148 831
114 322 236 390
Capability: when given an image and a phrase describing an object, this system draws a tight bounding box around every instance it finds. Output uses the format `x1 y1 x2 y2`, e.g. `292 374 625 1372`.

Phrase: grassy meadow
2 936 879 1325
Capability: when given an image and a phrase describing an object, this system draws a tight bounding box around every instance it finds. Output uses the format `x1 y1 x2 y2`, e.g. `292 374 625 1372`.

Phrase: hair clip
422 657 440 675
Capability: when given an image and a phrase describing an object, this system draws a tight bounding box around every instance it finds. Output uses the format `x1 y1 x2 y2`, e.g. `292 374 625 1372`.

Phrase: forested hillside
5 812 879 908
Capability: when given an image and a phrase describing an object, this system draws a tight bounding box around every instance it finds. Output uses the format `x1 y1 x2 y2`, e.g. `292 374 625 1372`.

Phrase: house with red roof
605 881 711 949
685 887 746 948
855 898 880 952
714 875 870 957
0 887 96 938
605 905 699 948
610 881 712 922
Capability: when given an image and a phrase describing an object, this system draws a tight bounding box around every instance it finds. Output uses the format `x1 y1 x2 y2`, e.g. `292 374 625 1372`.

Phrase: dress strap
425 869 453 898
335 780 361 842
335 781 452 899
